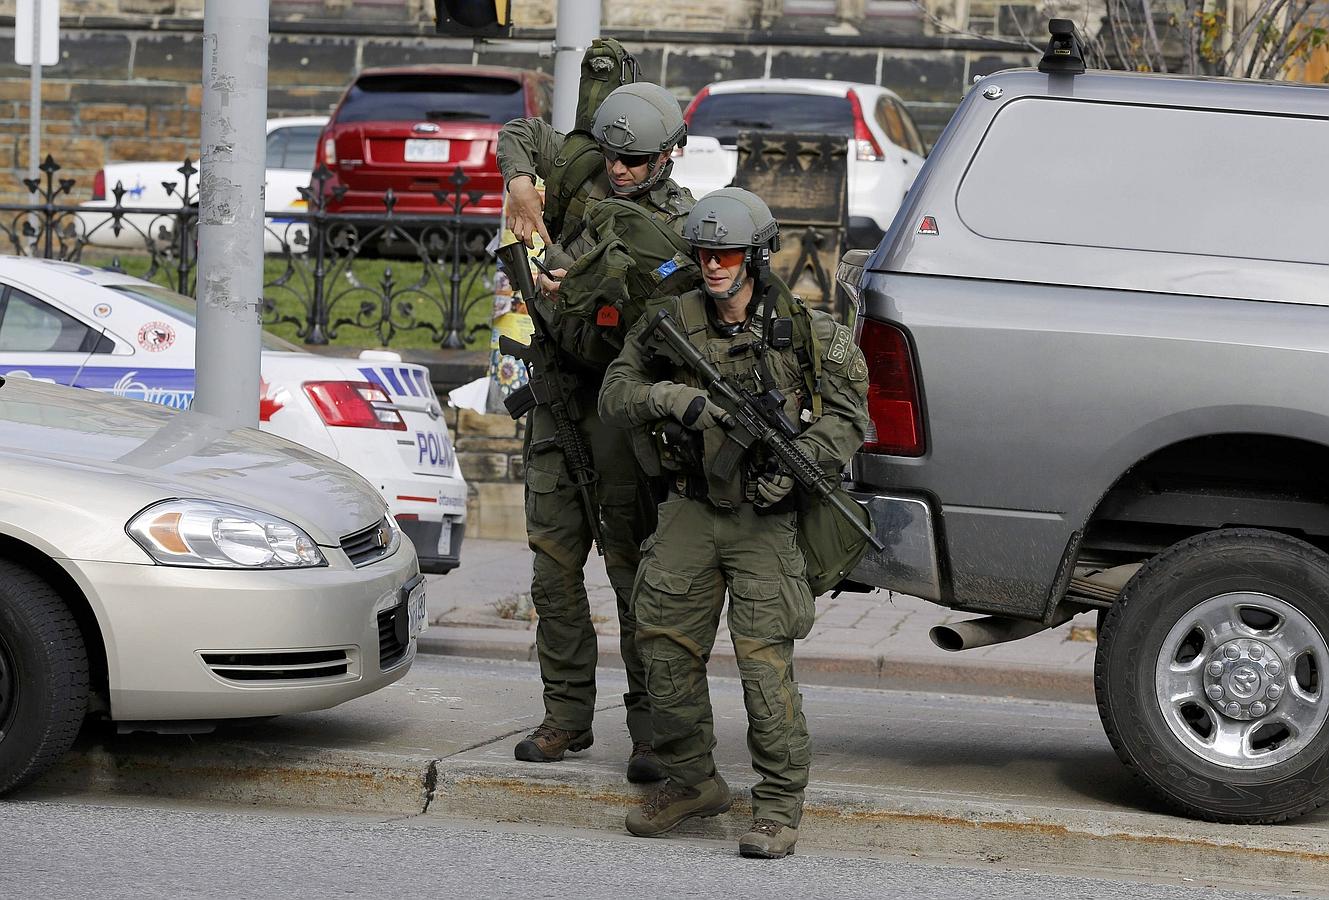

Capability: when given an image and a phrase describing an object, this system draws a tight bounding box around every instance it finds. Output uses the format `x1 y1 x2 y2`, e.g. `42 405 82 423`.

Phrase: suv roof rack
1038 19 1088 75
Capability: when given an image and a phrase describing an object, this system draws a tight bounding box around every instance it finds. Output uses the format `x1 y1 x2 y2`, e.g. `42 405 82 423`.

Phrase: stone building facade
0 0 1041 201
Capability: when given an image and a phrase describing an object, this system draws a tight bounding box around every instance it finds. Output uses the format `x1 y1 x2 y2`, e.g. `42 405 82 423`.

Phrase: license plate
437 518 452 556
405 139 450 162
406 578 428 638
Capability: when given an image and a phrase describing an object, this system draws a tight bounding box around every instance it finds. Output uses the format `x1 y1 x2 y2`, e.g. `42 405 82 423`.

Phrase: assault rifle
495 241 604 555
638 309 884 552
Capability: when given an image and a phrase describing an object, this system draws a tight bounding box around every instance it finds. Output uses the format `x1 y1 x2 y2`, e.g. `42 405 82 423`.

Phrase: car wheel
1096 528 1329 823
0 561 89 796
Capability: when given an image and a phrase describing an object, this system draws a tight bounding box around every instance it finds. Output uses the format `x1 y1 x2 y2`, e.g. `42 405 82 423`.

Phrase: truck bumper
847 491 942 601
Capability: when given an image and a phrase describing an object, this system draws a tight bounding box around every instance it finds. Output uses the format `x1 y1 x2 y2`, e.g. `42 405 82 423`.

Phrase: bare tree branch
1087 0 1315 79
1257 0 1319 77
1242 0 1294 78
902 0 1045 52
1107 0 1145 70
1182 0 1199 73
1229 0 1288 75
1138 0 1170 71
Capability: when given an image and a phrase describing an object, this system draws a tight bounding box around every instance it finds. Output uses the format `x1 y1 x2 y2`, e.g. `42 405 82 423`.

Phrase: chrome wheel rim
0 631 16 743
1155 592 1329 770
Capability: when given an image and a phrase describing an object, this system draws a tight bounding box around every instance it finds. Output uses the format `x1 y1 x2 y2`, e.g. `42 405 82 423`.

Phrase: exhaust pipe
929 608 1078 652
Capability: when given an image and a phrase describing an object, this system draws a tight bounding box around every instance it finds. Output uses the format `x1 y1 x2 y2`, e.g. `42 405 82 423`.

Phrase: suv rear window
335 74 525 125
688 93 853 145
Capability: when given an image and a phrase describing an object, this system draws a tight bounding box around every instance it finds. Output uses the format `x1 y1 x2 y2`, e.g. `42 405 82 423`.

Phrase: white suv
671 78 928 248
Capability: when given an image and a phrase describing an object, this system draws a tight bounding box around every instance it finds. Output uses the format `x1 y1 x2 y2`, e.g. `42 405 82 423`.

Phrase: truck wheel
1097 528 1329 823
0 561 89 796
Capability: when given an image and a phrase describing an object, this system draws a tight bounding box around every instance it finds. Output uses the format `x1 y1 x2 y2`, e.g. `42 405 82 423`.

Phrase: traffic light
434 0 512 37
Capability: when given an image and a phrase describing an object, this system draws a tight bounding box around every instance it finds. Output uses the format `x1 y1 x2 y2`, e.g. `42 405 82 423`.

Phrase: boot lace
749 818 784 836
527 723 569 745
642 780 693 818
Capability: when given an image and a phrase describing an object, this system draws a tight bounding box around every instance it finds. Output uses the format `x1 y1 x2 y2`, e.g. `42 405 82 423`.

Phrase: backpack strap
779 288 824 420
678 291 711 358
544 133 605 242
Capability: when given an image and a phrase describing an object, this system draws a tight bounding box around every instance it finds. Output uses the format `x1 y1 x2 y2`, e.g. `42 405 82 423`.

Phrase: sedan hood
0 377 387 547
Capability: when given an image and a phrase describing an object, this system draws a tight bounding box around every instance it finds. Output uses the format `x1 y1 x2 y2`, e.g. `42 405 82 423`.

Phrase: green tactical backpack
798 487 874 597
556 197 701 338
544 38 640 242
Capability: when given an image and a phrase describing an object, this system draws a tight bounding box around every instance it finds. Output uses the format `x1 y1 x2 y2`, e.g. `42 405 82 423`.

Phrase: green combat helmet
591 83 688 197
683 187 782 299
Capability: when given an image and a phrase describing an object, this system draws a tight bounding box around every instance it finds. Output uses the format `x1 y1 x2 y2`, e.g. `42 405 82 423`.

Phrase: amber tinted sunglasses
696 247 747 267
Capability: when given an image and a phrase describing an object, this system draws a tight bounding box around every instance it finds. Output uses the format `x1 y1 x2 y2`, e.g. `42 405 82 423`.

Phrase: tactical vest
666 281 823 509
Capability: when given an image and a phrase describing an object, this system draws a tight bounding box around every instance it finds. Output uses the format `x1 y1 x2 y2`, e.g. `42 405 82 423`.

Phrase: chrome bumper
848 491 942 601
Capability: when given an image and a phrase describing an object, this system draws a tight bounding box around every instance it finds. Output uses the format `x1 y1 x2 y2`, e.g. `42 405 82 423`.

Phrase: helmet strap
607 151 672 198
700 248 752 301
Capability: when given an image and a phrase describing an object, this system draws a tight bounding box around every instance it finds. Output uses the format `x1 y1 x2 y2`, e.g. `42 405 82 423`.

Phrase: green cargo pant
632 496 816 827
524 400 653 742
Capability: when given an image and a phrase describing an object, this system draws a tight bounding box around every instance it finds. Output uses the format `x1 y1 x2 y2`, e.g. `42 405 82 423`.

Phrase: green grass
79 249 497 352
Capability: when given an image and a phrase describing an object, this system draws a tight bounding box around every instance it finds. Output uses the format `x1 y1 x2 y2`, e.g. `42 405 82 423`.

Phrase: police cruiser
0 257 466 573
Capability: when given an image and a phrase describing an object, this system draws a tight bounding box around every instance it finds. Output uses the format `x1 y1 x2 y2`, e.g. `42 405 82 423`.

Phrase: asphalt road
0 798 1293 900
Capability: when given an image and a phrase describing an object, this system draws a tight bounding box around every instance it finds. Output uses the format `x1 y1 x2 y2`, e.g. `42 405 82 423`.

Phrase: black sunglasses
601 148 654 167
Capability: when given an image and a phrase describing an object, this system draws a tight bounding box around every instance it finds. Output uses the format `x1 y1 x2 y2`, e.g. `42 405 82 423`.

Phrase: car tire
0 561 89 796
1096 528 1329 823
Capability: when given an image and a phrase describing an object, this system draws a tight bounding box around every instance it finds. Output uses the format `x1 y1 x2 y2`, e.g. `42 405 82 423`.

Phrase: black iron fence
1 156 503 349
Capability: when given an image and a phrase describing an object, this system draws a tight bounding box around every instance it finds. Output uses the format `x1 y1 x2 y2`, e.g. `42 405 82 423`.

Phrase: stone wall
445 404 527 541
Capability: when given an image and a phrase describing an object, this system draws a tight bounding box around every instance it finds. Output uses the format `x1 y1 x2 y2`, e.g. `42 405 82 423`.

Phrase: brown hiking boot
625 741 665 783
738 818 799 858
625 774 732 837
513 724 593 762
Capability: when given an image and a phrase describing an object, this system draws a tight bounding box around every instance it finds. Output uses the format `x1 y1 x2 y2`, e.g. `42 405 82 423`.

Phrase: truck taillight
323 136 337 166
303 381 406 431
846 90 885 162
92 169 106 201
857 318 924 456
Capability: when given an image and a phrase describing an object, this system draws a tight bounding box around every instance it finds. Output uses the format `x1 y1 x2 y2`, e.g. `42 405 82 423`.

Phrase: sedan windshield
105 283 303 352
688 93 854 145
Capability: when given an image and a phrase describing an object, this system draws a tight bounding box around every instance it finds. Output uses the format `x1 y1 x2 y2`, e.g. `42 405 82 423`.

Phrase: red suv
316 65 552 217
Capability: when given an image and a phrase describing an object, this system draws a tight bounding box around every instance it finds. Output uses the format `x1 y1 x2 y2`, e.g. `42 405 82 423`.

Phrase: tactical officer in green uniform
599 188 869 858
497 82 697 779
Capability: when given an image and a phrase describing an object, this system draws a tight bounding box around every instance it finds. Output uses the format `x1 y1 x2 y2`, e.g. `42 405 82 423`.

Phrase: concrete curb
29 737 1328 890
417 628 1096 704
30 739 434 815
433 759 1329 891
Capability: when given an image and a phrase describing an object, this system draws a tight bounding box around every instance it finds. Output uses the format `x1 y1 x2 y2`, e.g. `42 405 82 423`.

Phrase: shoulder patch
826 324 853 367
848 354 868 382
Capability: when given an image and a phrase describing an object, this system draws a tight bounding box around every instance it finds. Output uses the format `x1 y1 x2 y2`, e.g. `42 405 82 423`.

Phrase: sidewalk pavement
421 539 1100 702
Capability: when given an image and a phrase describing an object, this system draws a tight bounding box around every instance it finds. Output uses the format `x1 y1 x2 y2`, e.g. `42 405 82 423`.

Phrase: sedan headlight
128 499 326 569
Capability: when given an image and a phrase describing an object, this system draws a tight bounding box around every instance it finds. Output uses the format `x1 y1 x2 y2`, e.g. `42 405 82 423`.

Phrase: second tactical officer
497 80 696 778
599 188 869 859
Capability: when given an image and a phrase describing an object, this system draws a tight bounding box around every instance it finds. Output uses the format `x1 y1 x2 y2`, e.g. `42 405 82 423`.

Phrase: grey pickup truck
839 24 1329 824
